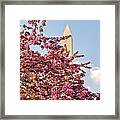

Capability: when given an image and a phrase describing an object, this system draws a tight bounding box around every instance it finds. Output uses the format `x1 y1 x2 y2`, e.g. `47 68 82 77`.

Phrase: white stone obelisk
61 24 73 56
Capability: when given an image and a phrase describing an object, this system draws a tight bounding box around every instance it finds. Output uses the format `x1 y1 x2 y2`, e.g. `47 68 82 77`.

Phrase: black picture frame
0 0 119 119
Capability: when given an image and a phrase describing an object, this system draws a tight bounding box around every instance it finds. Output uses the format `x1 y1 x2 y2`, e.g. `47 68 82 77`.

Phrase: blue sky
20 20 100 93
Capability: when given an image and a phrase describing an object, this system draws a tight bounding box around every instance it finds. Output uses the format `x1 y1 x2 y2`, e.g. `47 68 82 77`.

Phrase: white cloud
90 67 100 82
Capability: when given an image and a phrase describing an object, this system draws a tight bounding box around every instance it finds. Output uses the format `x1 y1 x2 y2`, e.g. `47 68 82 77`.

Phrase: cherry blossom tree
20 20 100 100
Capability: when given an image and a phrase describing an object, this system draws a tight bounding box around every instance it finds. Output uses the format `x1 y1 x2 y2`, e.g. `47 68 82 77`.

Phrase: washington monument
61 24 73 56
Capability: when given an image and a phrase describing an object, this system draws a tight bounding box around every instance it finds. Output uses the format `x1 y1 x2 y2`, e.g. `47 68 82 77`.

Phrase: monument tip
63 24 72 36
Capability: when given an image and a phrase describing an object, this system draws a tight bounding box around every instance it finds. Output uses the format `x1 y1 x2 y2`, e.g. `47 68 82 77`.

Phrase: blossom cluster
20 20 100 100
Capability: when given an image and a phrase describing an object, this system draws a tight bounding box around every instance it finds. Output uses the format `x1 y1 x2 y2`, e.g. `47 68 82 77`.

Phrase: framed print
0 0 119 119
